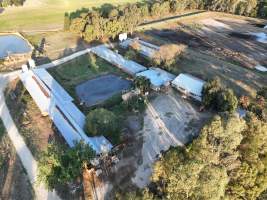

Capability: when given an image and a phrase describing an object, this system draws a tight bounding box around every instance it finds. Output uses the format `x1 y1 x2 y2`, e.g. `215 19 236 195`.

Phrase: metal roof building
91 45 147 76
120 38 159 58
20 68 112 154
172 73 206 101
136 67 176 91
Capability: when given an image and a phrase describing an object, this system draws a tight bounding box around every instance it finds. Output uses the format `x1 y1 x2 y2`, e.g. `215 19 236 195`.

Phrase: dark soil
146 29 212 49
251 23 266 28
228 32 257 40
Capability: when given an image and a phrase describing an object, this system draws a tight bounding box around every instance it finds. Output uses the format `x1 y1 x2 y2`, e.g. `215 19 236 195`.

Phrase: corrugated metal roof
120 38 159 58
136 67 176 88
172 73 206 98
20 69 113 154
20 71 50 114
91 45 147 76
33 68 73 102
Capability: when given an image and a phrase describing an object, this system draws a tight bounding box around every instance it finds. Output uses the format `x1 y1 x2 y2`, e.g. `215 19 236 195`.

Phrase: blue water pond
0 34 31 59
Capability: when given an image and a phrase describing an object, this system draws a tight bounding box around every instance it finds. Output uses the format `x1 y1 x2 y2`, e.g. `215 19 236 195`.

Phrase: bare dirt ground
5 79 57 159
97 90 211 199
143 12 267 69
0 126 35 200
137 12 267 97
23 31 91 65
1 31 91 72
131 90 211 188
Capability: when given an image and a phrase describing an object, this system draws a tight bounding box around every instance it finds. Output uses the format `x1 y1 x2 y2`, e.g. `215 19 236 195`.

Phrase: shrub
152 44 187 71
88 54 98 71
239 95 250 109
85 108 120 143
125 49 138 60
257 87 267 99
38 141 95 189
134 76 151 95
123 95 146 112
129 40 141 51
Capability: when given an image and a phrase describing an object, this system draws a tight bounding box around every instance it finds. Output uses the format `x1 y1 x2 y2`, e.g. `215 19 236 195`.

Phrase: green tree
202 78 238 112
202 77 222 107
64 12 71 31
124 112 267 199
85 108 120 143
189 114 245 166
216 88 238 112
170 0 189 13
125 49 138 60
134 76 151 95
37 141 95 189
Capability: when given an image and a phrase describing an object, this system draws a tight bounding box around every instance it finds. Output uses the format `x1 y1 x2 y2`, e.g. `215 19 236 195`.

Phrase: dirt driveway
132 90 211 188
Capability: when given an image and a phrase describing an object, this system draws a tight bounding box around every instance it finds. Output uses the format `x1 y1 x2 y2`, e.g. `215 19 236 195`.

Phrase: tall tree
37 141 95 189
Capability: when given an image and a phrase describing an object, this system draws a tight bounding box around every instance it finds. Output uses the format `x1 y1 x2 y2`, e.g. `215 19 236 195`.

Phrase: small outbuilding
136 67 176 91
172 73 206 101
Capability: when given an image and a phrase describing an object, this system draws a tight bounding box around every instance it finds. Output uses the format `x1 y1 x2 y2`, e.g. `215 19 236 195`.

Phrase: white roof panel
137 67 176 87
20 69 113 154
91 45 147 75
172 73 206 97
33 68 73 102
255 65 267 72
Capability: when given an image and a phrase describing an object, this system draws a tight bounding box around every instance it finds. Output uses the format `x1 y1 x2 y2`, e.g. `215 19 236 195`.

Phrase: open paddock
136 12 267 97
139 12 267 69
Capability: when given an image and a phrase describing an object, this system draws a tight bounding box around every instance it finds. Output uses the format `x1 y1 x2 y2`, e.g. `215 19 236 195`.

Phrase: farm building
20 68 112 154
172 73 206 101
91 45 147 76
120 38 159 58
136 67 176 91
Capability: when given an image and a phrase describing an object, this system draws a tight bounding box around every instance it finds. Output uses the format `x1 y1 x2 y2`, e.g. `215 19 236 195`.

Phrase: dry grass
152 44 187 67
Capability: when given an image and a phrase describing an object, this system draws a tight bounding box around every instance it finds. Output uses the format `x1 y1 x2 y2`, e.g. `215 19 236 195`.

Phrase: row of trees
0 0 25 7
118 112 267 199
64 0 267 42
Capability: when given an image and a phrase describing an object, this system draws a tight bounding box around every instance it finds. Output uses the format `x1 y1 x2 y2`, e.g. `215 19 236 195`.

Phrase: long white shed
20 68 112 154
172 73 206 101
91 45 147 76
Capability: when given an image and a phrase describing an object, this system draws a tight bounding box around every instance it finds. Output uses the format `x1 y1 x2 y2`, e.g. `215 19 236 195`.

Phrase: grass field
0 0 140 32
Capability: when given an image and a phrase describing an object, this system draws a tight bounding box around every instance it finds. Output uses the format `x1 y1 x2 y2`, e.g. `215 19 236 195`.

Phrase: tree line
0 0 25 7
115 84 267 199
64 0 267 42
116 111 267 200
